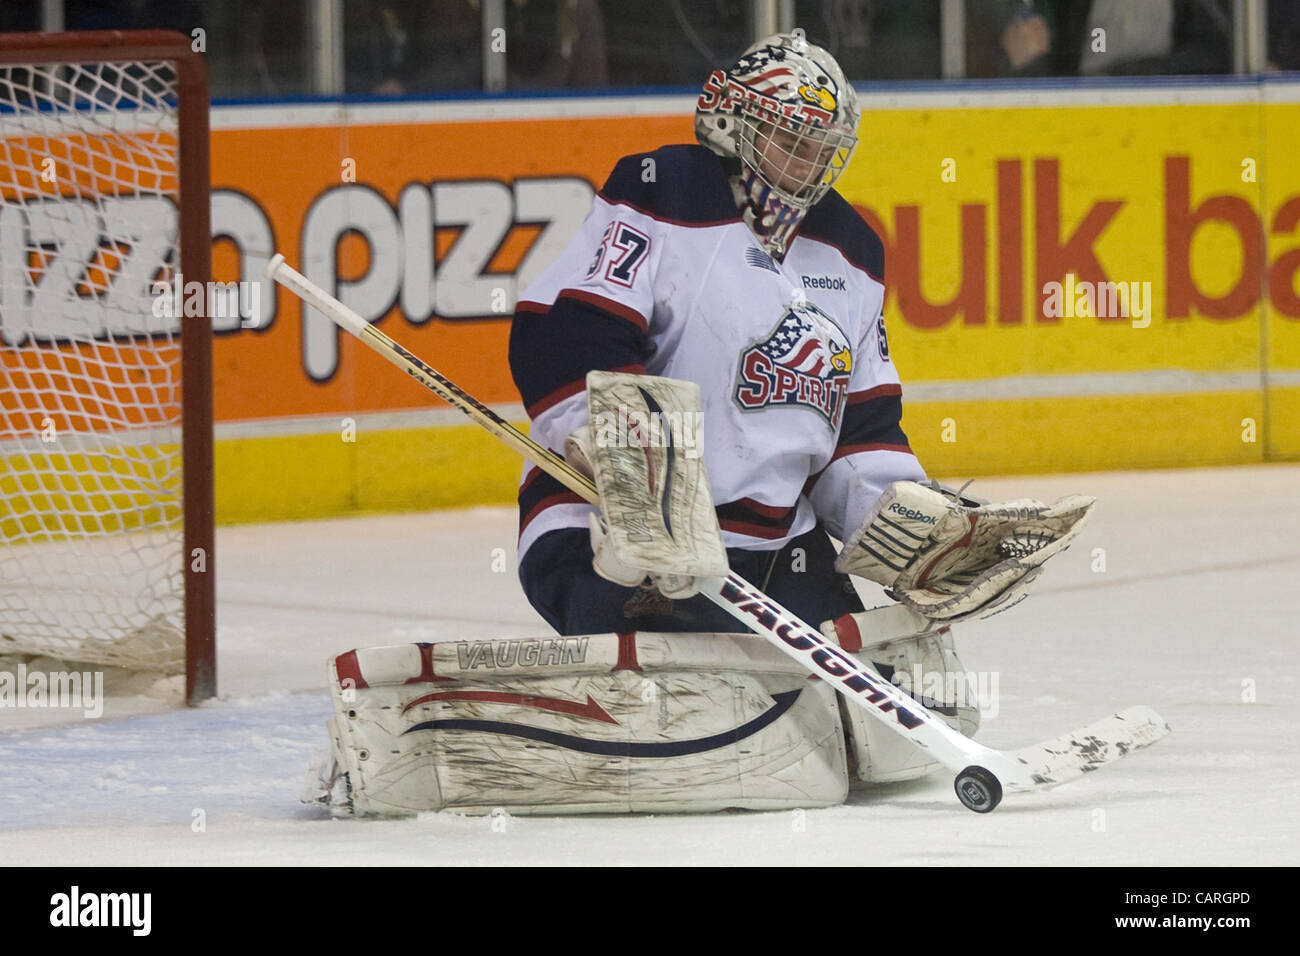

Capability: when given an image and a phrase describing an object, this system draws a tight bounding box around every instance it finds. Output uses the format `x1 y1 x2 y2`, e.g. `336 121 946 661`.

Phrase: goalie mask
696 32 860 257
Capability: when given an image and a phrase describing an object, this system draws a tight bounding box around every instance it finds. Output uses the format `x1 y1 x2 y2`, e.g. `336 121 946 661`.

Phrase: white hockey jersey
510 144 925 563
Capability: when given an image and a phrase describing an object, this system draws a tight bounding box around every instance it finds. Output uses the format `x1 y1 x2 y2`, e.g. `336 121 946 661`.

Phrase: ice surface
2 465 1297 865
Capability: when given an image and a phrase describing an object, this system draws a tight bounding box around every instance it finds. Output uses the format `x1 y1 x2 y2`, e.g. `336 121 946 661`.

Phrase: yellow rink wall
197 83 1299 522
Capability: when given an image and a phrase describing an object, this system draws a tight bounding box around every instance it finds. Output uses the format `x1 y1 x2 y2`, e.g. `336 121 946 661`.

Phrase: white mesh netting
1 57 187 673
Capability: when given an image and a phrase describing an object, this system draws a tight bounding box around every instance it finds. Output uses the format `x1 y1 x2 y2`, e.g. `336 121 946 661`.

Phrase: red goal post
0 31 214 703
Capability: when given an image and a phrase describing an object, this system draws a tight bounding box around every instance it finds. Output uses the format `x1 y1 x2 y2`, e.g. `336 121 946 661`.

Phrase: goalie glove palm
836 481 1095 621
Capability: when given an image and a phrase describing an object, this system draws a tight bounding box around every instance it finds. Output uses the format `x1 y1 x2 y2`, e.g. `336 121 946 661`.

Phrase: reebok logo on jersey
801 274 846 291
734 302 852 427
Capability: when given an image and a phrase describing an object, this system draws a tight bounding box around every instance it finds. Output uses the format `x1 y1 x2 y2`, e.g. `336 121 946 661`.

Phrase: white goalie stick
267 253 1169 813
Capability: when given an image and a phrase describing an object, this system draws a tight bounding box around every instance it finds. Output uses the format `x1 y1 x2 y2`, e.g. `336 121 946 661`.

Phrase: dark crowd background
2 1 1296 100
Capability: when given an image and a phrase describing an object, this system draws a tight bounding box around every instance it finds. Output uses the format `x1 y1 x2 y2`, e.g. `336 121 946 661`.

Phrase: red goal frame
0 30 215 703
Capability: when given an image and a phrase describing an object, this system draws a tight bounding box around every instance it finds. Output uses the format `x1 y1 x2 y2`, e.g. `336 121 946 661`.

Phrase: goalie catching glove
566 370 728 600
836 480 1094 621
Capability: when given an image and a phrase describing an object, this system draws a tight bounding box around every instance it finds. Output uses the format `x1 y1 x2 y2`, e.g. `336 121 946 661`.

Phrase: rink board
16 83 1297 523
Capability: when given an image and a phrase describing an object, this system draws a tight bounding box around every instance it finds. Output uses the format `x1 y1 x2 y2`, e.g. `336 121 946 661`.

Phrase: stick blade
1007 705 1171 791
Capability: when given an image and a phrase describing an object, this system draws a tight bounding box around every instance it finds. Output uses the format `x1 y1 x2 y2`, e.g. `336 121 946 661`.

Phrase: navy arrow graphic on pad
403 688 802 758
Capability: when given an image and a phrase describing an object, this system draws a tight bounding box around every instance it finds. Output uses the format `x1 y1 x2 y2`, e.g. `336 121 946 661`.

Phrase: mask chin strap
736 167 806 258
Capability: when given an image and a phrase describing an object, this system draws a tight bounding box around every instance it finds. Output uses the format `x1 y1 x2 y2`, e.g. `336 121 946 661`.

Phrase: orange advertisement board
8 88 1297 526
209 107 696 422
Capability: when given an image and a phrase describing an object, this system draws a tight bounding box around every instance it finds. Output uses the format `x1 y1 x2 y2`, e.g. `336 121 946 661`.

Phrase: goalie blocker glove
836 480 1095 621
566 370 729 600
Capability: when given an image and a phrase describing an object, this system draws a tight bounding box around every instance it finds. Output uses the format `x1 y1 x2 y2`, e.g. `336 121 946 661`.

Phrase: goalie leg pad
317 633 849 816
829 622 981 785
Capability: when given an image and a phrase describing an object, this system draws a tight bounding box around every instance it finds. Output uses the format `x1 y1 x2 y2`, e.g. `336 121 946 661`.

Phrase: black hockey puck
954 765 1003 813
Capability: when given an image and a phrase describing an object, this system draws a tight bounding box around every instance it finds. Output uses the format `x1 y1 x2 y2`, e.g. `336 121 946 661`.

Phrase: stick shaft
268 255 592 503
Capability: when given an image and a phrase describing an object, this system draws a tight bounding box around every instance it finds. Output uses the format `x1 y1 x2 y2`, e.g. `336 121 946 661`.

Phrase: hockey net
0 32 213 701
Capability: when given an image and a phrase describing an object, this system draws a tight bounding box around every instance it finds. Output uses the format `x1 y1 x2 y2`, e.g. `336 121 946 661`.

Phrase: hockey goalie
304 32 1094 816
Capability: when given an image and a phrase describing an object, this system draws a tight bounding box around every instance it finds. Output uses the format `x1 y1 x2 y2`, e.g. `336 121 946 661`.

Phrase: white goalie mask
696 32 860 256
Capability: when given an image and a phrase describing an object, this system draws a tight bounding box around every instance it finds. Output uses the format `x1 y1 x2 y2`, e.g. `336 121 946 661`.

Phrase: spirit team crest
734 302 852 427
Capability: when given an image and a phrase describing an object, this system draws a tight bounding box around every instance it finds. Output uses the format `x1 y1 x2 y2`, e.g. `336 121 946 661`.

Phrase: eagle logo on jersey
734 302 853 427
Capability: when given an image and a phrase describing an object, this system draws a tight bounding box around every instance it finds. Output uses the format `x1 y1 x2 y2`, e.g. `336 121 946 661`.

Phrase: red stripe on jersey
520 490 588 536
515 299 551 316
525 376 587 419
803 440 914 494
718 517 794 540
556 289 649 331
731 497 795 520
520 465 544 494
848 383 902 404
716 498 798 539
830 442 915 463
524 362 647 418
595 195 742 231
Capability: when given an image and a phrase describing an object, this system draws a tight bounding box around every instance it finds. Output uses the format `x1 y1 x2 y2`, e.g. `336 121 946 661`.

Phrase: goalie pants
519 524 866 637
